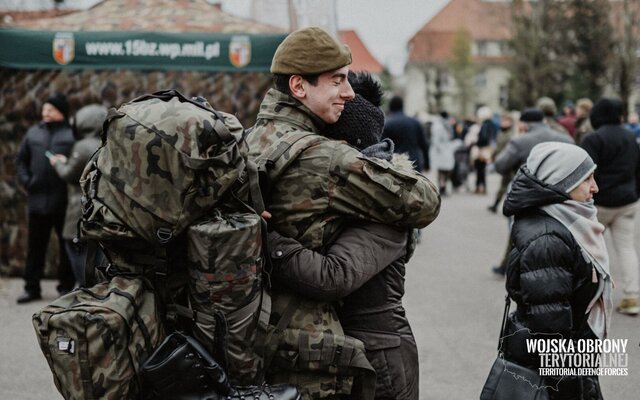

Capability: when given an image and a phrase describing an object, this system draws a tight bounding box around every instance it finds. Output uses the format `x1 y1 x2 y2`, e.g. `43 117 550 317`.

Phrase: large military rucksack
33 90 269 399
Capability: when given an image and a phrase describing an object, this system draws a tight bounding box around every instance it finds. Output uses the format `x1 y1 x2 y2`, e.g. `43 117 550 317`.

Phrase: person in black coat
15 93 76 303
501 142 612 400
580 97 640 316
382 96 429 172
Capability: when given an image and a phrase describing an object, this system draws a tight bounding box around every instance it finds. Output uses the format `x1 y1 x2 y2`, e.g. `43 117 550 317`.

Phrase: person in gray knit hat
527 141 597 195
486 141 611 399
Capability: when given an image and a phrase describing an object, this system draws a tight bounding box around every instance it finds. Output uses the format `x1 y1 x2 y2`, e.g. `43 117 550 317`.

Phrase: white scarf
542 200 612 339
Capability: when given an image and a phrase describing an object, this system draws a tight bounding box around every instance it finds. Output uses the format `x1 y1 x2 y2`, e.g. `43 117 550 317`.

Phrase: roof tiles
8 0 284 33
409 0 512 64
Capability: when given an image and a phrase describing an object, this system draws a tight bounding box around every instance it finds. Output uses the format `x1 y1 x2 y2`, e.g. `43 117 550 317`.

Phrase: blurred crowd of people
410 95 640 318
15 89 640 318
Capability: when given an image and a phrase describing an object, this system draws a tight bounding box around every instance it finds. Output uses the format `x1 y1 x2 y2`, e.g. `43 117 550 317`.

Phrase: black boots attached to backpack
142 332 301 400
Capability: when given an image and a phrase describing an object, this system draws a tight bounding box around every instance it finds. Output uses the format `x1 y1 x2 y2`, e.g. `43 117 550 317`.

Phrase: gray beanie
526 142 596 193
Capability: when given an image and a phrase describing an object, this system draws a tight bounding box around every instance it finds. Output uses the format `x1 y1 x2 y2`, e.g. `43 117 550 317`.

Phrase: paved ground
1 172 638 399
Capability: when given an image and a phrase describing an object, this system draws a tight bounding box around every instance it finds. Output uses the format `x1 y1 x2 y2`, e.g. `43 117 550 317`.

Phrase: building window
475 69 487 88
476 40 489 57
499 41 512 56
440 70 449 87
500 85 508 108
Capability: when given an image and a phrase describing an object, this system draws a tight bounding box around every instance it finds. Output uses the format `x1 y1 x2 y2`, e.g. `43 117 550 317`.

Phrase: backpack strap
258 132 325 198
258 294 299 374
83 240 100 287
246 159 265 215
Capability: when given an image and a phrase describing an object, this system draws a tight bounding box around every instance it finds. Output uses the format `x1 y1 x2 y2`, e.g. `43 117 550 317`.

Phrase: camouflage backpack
34 90 269 400
80 90 249 246
32 276 162 400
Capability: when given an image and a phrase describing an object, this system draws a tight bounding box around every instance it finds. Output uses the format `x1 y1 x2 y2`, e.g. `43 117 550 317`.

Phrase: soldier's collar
260 89 326 133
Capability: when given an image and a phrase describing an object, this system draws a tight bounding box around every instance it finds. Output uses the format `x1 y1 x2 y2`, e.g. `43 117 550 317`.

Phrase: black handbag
479 295 550 400
141 331 301 400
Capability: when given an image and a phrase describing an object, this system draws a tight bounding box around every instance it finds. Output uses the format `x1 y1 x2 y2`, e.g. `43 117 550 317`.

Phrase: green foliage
507 0 568 109
565 0 614 100
507 0 615 108
613 0 639 114
449 28 475 116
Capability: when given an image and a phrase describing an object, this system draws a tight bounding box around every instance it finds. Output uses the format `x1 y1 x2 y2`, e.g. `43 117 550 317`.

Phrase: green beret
271 27 352 75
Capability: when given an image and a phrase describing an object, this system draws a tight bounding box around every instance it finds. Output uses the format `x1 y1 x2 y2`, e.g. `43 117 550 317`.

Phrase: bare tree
614 0 639 115
564 0 614 101
508 0 615 108
449 28 474 116
507 0 567 109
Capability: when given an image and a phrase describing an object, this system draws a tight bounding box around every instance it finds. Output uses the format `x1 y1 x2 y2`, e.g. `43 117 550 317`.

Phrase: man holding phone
15 92 76 303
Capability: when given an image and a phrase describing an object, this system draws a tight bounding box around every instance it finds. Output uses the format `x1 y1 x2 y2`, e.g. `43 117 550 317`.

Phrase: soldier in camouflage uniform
267 72 425 400
246 27 441 399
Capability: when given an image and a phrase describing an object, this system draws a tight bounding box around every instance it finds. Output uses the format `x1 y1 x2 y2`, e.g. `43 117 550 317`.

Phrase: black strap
78 333 95 399
258 133 320 198
261 295 299 372
110 287 155 355
498 294 511 354
84 240 99 287
246 160 265 215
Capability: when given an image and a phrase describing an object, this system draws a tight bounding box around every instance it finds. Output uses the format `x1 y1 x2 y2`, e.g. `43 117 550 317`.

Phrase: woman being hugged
502 142 612 399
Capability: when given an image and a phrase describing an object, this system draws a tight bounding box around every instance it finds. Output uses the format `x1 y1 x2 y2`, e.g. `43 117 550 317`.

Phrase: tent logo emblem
53 32 75 65
229 36 251 68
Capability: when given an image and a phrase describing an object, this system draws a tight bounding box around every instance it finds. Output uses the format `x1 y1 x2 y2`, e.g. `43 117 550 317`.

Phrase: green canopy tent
0 0 286 275
0 28 286 72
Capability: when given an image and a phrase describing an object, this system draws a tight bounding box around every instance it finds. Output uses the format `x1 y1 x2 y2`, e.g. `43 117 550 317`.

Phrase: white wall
403 64 429 117
403 62 510 117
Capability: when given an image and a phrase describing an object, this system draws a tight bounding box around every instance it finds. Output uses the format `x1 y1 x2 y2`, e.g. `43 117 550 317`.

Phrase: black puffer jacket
15 121 75 214
502 167 602 400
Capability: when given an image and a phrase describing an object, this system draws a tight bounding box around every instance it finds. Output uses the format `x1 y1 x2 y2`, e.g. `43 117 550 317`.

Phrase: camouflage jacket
246 89 440 399
248 89 440 250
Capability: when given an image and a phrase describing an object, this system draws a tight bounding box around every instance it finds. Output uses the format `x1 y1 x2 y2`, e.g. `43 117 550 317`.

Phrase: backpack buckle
156 228 173 244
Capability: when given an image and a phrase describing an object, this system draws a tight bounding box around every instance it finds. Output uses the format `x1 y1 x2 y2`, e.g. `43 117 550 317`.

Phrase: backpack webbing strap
77 334 95 399
263 132 319 168
84 240 99 287
174 303 217 325
258 133 323 197
258 291 272 331
151 247 177 329
110 288 155 355
210 117 234 144
246 160 265 215
261 295 299 373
